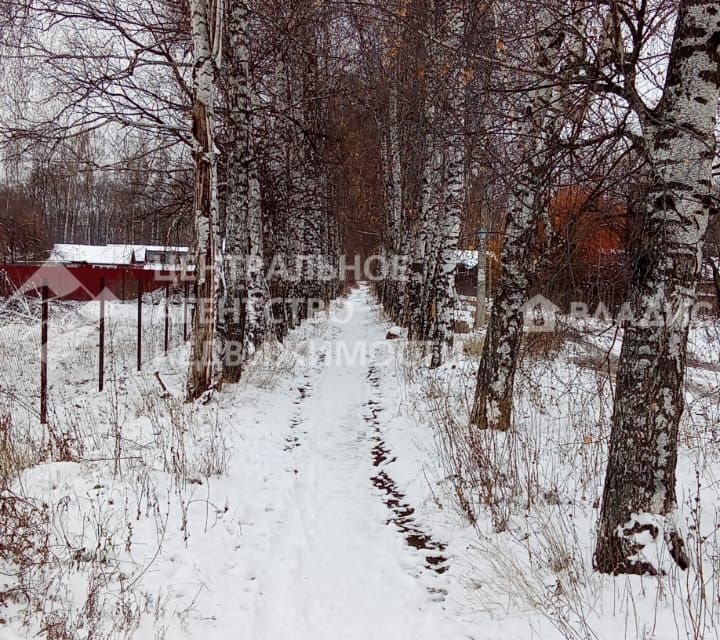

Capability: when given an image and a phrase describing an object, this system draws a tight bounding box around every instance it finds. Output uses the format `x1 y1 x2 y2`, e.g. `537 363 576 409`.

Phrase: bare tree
470 0 577 429
220 0 268 382
594 0 720 575
0 0 196 246
430 0 467 368
186 0 224 400
0 186 50 261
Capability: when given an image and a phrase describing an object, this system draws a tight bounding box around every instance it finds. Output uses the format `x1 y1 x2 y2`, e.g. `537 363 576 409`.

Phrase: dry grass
242 338 300 390
521 320 581 360
0 412 42 487
462 335 485 358
395 315 720 640
0 300 217 638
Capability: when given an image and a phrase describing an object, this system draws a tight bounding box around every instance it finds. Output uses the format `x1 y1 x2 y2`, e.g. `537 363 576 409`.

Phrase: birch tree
253 0 341 336
360 1 409 324
186 0 224 400
378 78 406 323
221 0 268 382
398 0 453 344
430 0 467 368
367 0 483 354
470 1 571 429
595 0 720 575
405 3 441 342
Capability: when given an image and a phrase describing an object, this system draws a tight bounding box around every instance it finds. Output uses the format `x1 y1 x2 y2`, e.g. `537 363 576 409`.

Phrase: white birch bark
379 78 405 322
223 0 268 376
470 3 566 428
406 59 442 341
430 0 466 368
186 0 225 401
595 0 720 574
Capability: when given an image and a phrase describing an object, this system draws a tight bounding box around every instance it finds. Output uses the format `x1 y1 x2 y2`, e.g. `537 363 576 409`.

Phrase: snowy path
11 284 720 640
196 286 471 640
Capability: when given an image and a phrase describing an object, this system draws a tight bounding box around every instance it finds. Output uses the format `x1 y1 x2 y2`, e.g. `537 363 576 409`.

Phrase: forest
1 1 720 639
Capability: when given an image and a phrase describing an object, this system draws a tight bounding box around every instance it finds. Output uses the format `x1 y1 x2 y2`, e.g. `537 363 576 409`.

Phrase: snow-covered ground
1 285 719 639
0 287 473 639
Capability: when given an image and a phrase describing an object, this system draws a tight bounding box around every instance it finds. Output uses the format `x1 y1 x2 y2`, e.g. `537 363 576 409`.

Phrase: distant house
49 244 190 270
455 250 480 297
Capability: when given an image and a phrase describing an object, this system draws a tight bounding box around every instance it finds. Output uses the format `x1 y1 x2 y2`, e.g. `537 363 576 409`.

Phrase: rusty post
40 282 49 424
193 281 199 332
183 281 189 341
164 282 170 354
99 278 106 392
137 279 143 372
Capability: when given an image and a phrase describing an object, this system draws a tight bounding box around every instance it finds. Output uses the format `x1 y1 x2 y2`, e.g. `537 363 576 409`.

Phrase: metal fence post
183 281 189 341
137 279 143 372
476 229 487 328
40 282 49 424
99 277 106 392
164 282 170 354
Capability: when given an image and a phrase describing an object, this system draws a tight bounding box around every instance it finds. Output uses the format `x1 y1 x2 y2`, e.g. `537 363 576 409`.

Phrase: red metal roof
0 263 192 301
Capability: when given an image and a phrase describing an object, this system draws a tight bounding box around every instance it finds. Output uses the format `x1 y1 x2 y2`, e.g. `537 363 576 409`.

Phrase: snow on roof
48 244 189 266
50 244 134 265
454 250 479 268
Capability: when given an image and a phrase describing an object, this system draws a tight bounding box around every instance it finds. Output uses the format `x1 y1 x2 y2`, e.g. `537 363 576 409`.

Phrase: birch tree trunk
469 7 564 429
406 30 441 342
244 166 269 354
595 1 720 575
266 28 332 332
379 79 405 323
406 144 439 340
264 55 294 339
430 0 466 368
223 0 268 381
186 0 224 401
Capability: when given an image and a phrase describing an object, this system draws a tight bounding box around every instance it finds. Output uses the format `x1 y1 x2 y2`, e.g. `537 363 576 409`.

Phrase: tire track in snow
365 363 450 601
284 346 327 453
